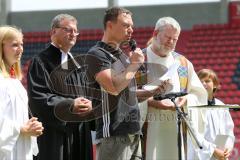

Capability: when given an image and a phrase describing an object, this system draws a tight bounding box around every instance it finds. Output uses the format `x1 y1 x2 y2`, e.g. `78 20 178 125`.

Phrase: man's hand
213 148 225 160
176 96 187 108
129 48 145 66
224 148 232 159
159 99 176 111
152 79 172 95
20 117 44 137
72 97 92 113
148 98 175 111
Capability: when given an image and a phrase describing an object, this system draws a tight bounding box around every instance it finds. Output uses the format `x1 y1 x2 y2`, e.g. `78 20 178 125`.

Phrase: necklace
9 66 15 78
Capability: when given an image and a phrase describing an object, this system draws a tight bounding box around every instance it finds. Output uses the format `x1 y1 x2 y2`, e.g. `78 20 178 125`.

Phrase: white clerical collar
61 51 81 69
61 51 68 69
51 42 73 69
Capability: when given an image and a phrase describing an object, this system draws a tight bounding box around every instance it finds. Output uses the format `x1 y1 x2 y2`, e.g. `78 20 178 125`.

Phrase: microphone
129 39 137 51
153 91 188 100
129 39 145 71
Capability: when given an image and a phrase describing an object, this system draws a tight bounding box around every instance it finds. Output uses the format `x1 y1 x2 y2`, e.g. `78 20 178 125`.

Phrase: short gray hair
154 17 181 32
51 14 77 29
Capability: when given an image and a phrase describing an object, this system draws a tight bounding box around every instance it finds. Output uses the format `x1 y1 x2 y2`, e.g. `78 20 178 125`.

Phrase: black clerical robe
27 44 93 160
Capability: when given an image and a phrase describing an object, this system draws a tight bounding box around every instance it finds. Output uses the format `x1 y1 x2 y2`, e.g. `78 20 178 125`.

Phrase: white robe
143 46 208 160
188 98 235 160
0 76 38 160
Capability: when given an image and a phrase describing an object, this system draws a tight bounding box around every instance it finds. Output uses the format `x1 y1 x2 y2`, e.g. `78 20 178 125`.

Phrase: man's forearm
112 63 140 94
137 89 155 102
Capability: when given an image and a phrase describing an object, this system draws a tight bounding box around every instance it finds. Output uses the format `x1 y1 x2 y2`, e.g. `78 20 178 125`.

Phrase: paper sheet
143 61 180 92
214 135 230 150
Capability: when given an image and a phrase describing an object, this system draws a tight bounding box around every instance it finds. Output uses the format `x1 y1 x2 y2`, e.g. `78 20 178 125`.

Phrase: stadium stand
19 2 240 157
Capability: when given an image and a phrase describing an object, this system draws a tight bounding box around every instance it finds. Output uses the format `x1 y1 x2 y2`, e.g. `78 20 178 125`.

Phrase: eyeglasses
56 26 79 36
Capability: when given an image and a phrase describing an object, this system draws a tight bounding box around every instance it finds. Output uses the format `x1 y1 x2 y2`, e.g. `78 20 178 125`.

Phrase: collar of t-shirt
96 41 122 58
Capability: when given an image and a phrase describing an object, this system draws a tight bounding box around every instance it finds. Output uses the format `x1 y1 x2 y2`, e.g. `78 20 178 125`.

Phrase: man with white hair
142 17 208 160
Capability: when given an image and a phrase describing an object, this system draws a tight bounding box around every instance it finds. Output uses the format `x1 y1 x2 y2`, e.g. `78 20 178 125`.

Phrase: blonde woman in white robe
189 69 235 160
0 26 44 160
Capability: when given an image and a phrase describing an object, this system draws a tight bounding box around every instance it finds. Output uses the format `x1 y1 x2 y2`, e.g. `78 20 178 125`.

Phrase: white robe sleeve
223 110 235 149
215 99 235 150
0 82 21 156
188 108 217 160
185 61 217 160
185 61 207 106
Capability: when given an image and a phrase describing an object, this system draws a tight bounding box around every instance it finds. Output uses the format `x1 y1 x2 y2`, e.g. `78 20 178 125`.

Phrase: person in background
0 25 44 160
27 14 93 160
142 17 208 160
190 68 235 160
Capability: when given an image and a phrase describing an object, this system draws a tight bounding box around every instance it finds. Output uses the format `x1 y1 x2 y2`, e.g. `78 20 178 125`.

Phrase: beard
153 40 174 56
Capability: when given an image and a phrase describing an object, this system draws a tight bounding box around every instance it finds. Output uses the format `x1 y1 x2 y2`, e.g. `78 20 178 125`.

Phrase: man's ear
106 21 112 29
50 29 56 36
153 30 158 37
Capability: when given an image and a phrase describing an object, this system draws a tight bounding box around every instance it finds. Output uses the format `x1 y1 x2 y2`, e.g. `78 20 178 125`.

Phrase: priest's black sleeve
27 56 72 129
